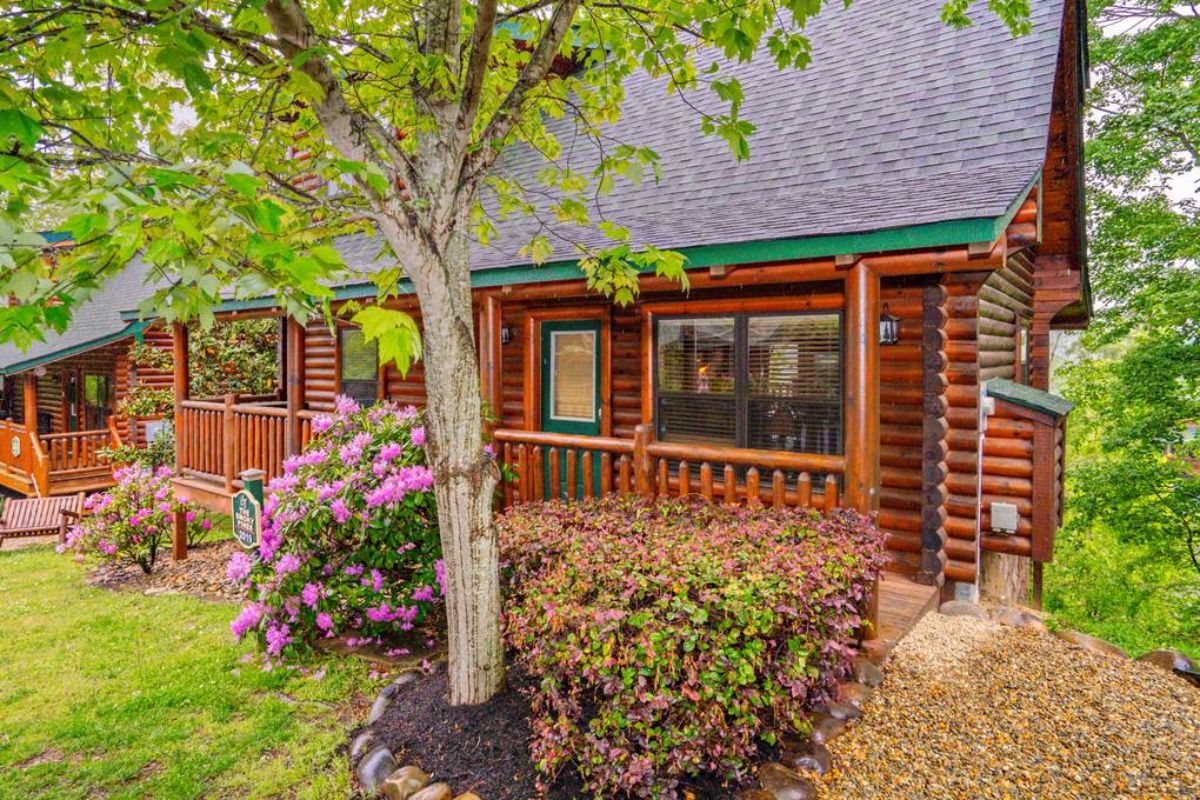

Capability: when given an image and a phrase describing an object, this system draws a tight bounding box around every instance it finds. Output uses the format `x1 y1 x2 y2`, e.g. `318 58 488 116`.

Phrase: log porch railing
494 425 846 512
0 419 119 496
177 395 291 491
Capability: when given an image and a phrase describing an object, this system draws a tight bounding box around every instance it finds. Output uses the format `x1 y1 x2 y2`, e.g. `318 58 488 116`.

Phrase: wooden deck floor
868 574 941 660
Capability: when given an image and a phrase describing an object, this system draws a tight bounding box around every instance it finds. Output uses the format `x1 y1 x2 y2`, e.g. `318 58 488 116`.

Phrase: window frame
337 325 381 405
652 309 844 454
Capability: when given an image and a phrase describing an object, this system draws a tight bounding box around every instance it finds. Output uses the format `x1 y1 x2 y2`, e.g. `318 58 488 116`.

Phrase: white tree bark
399 223 504 705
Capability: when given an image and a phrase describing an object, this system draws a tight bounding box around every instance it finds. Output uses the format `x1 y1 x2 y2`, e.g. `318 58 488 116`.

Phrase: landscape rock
380 766 428 800
407 783 452 800
823 701 863 722
1136 648 1196 674
452 794 482 800
392 670 420 691
367 691 393 724
851 657 884 688
939 600 988 620
1053 629 1129 659
990 606 1048 633
736 791 775 800
809 714 847 744
349 730 377 763
757 762 817 800
836 681 873 708
779 739 832 776
356 746 397 795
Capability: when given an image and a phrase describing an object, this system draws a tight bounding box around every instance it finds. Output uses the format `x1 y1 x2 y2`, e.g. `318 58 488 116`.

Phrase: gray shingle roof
0 255 165 374
334 0 1065 275
986 378 1074 418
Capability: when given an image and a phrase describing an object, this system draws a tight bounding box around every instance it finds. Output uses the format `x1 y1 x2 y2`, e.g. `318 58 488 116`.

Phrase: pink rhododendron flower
227 552 254 584
230 603 263 640
316 612 334 632
334 394 360 416
275 553 301 576
330 498 352 525
310 413 335 434
301 582 322 609
265 622 292 656
410 426 425 447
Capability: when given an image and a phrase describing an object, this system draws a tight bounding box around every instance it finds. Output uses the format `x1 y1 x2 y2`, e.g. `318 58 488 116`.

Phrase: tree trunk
407 227 504 705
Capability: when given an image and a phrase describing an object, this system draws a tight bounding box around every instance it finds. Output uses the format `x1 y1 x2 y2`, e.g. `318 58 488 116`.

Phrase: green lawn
0 545 376 800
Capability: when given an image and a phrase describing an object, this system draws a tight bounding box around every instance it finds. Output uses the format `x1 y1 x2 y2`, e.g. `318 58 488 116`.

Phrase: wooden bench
0 493 85 549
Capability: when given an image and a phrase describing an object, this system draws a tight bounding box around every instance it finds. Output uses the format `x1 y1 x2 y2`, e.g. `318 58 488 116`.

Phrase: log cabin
156 0 1088 625
0 246 176 497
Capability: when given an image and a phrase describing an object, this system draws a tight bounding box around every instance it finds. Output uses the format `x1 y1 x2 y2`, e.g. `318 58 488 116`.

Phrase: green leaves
0 109 43 148
350 305 423 376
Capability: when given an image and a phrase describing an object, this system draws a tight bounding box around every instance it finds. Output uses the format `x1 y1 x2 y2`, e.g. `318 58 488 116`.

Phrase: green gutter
0 321 151 376
121 171 1040 319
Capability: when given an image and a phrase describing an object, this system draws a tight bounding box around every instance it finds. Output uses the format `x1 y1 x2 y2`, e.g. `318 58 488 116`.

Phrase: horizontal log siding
941 271 990 583
978 255 1037 559
303 321 337 411
878 279 926 577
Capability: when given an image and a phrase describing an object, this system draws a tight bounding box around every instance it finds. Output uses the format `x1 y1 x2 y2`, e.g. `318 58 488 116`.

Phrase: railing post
222 393 236 493
172 322 190 477
285 317 305 457
633 424 653 498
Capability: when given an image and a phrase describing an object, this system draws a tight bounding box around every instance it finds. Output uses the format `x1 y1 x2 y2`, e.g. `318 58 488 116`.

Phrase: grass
0 544 377 800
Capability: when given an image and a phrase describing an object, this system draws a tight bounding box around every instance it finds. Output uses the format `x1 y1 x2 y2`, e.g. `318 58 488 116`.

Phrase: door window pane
339 328 379 406
550 331 596 422
656 318 736 446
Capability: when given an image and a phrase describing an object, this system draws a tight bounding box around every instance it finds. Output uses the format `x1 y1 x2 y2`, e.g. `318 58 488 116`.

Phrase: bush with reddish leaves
499 496 886 799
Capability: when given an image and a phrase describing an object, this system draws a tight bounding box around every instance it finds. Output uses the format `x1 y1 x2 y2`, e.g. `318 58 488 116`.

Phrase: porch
0 417 120 497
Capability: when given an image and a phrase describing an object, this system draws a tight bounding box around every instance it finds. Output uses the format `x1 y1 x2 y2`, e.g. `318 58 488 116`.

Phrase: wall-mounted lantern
879 304 900 346
500 326 512 346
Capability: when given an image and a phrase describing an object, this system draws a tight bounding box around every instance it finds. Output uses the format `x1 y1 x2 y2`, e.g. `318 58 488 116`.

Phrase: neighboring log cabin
0 252 175 497
156 0 1089 611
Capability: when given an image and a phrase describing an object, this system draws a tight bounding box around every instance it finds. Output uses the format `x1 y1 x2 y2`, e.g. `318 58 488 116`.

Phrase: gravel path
817 612 1200 799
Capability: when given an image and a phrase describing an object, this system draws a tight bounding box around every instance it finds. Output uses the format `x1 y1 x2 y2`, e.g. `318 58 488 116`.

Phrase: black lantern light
879 303 900 346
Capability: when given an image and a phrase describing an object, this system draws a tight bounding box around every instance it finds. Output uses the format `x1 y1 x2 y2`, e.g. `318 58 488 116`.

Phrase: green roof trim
986 378 1074 418
0 321 150 376
120 171 1040 321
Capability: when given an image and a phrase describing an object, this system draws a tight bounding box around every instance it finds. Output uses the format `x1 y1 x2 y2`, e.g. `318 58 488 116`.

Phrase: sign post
232 468 265 550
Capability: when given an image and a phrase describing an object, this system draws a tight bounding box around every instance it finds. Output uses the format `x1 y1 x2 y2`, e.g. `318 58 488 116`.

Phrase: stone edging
350 670 481 800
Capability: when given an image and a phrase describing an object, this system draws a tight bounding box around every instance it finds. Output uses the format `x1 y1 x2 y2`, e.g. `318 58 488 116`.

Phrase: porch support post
479 294 502 437
22 372 37 434
285 317 305 456
844 261 880 513
845 261 881 641
171 322 189 561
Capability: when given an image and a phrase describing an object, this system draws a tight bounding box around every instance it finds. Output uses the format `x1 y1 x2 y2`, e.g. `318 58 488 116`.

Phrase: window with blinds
339 327 380 406
655 312 842 455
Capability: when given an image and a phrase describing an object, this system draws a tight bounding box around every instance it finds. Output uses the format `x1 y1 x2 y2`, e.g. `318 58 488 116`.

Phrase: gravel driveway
817 612 1199 799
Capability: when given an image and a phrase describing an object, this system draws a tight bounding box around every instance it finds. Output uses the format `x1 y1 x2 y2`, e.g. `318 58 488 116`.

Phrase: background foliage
1046 0 1200 657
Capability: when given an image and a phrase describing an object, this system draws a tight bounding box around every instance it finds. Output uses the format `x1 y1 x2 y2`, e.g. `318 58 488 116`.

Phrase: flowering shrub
500 497 887 798
59 465 212 573
230 396 441 662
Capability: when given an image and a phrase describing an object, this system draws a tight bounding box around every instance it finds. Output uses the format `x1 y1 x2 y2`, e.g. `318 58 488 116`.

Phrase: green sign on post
232 468 265 550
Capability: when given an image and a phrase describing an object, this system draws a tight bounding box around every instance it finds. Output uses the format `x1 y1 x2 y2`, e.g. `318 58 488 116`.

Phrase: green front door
540 319 601 497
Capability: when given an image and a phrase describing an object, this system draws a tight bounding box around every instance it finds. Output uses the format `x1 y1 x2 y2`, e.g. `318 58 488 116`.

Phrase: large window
655 312 842 455
339 327 380 406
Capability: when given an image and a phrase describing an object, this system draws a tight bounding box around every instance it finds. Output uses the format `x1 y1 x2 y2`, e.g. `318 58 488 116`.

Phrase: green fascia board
122 171 1040 319
986 378 1074 419
0 321 150 376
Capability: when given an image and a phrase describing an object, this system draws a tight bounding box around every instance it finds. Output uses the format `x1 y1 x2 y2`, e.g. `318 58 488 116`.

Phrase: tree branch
457 0 498 137
463 0 583 189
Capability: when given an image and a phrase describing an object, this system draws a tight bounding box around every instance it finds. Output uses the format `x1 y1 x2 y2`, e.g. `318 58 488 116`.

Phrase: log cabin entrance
540 319 602 497
63 370 112 432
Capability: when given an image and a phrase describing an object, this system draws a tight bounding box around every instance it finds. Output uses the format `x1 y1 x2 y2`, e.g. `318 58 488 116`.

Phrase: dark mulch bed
368 665 755 800
88 539 246 602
